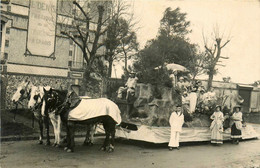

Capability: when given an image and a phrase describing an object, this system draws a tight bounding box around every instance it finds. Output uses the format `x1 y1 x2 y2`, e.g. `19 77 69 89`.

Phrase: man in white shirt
117 71 138 100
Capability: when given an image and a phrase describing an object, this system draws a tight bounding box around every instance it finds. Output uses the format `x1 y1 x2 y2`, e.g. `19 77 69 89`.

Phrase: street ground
1 135 260 168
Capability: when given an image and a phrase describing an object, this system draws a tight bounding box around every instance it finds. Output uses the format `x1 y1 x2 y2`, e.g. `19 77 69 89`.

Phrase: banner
26 0 57 57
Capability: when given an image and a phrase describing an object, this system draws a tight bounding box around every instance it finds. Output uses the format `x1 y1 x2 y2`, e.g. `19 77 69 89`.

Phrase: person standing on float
210 105 224 145
230 105 243 144
168 105 184 150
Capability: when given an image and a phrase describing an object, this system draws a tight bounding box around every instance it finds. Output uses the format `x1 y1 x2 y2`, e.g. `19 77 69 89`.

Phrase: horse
34 87 97 148
27 85 52 145
42 88 122 153
11 79 32 104
11 80 52 145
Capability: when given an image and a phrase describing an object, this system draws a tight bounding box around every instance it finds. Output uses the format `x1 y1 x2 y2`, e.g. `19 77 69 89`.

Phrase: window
1 21 7 59
72 43 84 69
1 0 10 4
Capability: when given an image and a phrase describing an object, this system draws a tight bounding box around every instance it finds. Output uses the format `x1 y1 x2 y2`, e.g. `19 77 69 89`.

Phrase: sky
112 0 260 84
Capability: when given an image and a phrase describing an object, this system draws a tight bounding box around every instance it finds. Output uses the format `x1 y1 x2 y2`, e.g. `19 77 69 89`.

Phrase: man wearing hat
230 105 243 144
176 76 186 94
117 71 138 100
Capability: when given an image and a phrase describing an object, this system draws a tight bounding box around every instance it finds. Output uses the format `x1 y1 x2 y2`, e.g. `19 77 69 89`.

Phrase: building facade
1 0 109 109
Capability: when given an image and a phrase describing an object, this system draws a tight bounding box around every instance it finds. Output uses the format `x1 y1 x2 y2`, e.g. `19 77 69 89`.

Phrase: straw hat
215 105 222 111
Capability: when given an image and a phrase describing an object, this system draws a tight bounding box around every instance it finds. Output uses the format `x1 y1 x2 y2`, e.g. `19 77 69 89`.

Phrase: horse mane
52 89 68 103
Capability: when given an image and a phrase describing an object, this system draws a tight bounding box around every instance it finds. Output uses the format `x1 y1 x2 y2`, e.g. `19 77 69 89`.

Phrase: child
230 105 243 144
168 105 184 150
210 105 224 145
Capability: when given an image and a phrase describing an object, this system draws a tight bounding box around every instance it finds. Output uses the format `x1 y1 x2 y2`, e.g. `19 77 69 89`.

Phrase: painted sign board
26 0 57 58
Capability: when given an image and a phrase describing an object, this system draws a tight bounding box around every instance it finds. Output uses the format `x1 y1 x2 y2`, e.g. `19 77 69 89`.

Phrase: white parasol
154 63 189 72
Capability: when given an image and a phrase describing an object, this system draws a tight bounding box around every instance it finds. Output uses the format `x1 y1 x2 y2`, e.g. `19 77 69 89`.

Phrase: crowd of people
172 75 217 115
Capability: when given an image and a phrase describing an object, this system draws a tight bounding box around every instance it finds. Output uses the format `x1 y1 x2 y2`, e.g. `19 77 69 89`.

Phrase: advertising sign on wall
26 0 57 58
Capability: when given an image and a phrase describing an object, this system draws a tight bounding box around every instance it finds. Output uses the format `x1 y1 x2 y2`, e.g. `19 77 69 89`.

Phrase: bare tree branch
220 56 229 59
220 40 230 49
73 1 89 21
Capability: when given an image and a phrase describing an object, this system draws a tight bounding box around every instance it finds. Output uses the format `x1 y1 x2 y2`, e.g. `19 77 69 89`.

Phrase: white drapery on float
96 124 259 143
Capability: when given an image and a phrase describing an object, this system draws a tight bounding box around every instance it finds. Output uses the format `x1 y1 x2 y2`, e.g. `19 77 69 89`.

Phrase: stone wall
5 74 72 109
119 83 181 127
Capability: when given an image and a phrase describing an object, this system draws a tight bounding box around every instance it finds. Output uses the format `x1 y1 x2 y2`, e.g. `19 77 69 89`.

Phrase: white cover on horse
68 98 122 124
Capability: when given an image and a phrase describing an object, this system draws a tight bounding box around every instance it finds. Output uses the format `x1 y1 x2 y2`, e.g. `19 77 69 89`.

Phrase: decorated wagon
98 62 259 144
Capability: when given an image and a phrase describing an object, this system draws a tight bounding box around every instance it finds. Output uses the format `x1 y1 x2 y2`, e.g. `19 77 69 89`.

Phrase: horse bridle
18 87 31 102
31 92 42 111
45 90 65 114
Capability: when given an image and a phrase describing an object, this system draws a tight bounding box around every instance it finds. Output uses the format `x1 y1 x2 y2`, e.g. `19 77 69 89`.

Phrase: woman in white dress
210 105 224 145
189 86 198 114
168 105 184 150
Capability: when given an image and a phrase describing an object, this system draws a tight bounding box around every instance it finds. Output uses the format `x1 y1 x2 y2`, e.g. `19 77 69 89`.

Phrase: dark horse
42 88 121 152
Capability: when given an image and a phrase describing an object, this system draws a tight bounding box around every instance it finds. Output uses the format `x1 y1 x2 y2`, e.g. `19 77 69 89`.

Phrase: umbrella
166 63 188 72
154 63 189 72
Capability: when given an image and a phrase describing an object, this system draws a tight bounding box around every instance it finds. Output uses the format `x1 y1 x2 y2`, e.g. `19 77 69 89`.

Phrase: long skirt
169 131 180 147
231 123 242 140
211 124 223 144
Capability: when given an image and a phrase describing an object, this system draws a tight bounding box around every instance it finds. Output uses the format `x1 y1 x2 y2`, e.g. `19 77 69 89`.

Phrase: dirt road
1 135 260 168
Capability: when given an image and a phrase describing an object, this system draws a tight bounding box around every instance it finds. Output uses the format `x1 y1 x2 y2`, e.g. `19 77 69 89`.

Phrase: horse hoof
52 143 57 147
66 149 73 153
99 147 106 151
64 147 68 151
38 140 43 145
55 144 60 148
107 148 114 153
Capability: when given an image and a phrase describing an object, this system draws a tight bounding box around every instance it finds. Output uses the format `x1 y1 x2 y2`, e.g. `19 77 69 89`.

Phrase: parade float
99 63 259 143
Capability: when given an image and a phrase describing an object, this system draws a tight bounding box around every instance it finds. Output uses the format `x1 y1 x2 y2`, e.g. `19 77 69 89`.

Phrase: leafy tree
160 7 191 38
105 17 139 77
134 7 201 85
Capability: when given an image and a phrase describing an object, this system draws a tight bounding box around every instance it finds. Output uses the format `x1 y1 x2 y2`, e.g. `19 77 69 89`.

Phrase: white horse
27 85 52 145
11 79 32 103
11 80 51 145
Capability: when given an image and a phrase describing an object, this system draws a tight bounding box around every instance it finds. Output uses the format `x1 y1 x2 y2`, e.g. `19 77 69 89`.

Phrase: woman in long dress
168 105 184 150
189 86 198 114
230 105 243 144
210 105 224 145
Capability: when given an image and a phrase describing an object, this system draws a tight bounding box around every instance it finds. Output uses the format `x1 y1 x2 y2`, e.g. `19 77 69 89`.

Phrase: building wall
1 0 111 110
201 80 260 112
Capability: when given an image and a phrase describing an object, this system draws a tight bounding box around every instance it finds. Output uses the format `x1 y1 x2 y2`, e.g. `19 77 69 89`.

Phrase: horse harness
19 84 32 102
46 90 68 115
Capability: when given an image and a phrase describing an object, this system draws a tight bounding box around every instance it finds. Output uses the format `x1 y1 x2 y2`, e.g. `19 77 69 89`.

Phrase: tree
105 17 139 77
160 7 191 38
134 7 199 85
202 27 231 90
58 0 114 89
